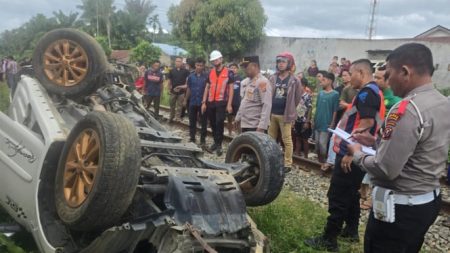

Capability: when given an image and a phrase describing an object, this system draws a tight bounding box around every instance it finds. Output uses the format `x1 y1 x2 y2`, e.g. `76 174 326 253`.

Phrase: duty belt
394 189 440 206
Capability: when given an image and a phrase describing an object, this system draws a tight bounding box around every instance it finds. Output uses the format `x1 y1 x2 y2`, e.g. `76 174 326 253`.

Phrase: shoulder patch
382 113 400 140
259 82 267 92
358 91 368 103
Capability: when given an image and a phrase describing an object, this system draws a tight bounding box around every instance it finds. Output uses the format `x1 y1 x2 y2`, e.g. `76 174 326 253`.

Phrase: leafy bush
130 41 162 66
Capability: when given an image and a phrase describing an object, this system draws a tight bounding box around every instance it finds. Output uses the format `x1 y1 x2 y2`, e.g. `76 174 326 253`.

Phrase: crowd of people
135 43 450 253
0 56 18 90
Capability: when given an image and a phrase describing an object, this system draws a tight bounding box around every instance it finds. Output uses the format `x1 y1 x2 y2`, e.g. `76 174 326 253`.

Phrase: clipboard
328 128 376 156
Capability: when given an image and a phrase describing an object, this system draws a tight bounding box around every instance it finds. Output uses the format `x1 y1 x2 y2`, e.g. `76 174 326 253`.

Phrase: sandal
360 199 372 210
321 163 333 172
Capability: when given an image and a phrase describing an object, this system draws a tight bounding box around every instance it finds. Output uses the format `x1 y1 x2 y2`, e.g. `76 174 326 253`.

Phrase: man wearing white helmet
201 50 235 156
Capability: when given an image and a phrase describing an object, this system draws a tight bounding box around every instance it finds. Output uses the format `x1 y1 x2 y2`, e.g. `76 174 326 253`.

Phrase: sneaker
206 144 218 154
216 147 223 156
304 235 338 252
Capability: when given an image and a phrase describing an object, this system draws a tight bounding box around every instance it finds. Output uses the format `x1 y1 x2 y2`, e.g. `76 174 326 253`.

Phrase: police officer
234 56 272 132
348 43 450 253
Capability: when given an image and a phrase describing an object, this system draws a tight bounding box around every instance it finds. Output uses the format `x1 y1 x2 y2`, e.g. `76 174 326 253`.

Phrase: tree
96 36 112 57
130 41 162 65
167 0 203 42
169 0 266 60
77 0 115 48
53 10 82 28
148 14 162 41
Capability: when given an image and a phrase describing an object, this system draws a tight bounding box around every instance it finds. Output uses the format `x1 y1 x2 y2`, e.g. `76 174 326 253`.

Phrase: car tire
32 28 109 98
225 132 285 206
55 112 141 231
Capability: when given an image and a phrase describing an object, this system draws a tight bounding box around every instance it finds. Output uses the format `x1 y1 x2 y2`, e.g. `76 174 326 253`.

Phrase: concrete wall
252 37 450 89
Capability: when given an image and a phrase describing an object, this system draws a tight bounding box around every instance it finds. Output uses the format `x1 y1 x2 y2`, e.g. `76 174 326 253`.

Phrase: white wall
252 37 450 89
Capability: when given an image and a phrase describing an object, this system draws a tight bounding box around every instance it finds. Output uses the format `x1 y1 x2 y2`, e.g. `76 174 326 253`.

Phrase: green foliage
131 41 162 65
438 87 450 97
249 191 364 253
169 0 267 59
0 1 157 58
0 83 10 112
0 234 26 253
96 36 112 57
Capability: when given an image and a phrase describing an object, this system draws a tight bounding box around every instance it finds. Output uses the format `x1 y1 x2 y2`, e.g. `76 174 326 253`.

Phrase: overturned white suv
0 29 285 253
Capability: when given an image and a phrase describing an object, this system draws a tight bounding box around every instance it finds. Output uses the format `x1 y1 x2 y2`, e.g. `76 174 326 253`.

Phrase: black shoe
340 229 360 243
304 235 338 252
206 144 218 153
216 147 223 156
284 167 292 173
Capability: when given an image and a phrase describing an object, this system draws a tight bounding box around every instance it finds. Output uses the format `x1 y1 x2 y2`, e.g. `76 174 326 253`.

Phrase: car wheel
55 112 141 231
32 28 109 98
225 132 285 206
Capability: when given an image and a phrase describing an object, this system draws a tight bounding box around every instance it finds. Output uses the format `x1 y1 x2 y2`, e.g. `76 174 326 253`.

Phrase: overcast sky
0 0 449 39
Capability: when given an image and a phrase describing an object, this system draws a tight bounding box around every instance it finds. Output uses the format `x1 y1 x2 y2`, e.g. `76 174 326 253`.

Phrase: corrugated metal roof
153 43 188 56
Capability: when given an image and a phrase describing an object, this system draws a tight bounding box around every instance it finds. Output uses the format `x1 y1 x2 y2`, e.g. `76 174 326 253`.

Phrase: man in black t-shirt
306 59 384 252
168 56 190 122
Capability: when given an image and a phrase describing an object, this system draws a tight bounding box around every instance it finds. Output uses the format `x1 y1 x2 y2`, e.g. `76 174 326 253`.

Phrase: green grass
0 82 10 112
249 191 364 253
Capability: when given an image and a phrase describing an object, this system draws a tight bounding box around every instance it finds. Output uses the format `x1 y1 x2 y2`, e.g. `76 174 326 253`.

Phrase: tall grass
0 82 10 112
249 191 364 253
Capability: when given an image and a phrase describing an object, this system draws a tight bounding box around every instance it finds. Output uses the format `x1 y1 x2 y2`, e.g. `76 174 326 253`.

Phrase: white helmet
209 50 223 61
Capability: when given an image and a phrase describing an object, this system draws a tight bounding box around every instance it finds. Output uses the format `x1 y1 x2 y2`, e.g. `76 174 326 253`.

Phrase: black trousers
144 95 160 118
364 195 441 253
324 154 366 238
188 105 207 143
207 103 226 146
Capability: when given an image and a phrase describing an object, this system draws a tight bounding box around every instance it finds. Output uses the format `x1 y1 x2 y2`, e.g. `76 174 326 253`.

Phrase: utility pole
367 0 379 40
96 0 99 37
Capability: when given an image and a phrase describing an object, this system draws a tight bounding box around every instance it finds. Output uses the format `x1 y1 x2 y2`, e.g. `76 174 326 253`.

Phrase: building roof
152 43 188 56
414 25 450 38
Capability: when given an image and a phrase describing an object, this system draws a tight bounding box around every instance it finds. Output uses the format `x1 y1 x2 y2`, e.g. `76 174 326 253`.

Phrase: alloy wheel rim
43 39 88 86
63 129 100 207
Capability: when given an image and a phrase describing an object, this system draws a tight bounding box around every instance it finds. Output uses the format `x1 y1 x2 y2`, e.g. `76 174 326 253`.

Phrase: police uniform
353 84 450 252
235 74 272 132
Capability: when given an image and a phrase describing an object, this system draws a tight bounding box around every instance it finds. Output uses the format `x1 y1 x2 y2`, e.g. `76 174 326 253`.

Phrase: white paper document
328 128 376 156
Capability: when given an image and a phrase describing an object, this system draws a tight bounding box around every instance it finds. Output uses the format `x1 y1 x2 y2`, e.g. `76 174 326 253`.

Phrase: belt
394 189 440 206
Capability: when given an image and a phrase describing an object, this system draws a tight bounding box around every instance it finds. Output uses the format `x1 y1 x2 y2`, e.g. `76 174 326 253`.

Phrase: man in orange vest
305 59 386 252
201 50 235 156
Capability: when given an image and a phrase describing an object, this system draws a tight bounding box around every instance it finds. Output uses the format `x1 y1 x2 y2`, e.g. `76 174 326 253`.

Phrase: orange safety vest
208 67 230 102
333 82 386 156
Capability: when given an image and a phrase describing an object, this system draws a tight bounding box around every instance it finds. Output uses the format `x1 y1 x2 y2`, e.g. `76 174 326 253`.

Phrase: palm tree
53 10 80 28
148 14 162 42
77 0 115 48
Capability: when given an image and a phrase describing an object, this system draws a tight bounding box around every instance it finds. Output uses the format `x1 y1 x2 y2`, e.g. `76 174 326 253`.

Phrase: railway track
158 106 450 215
